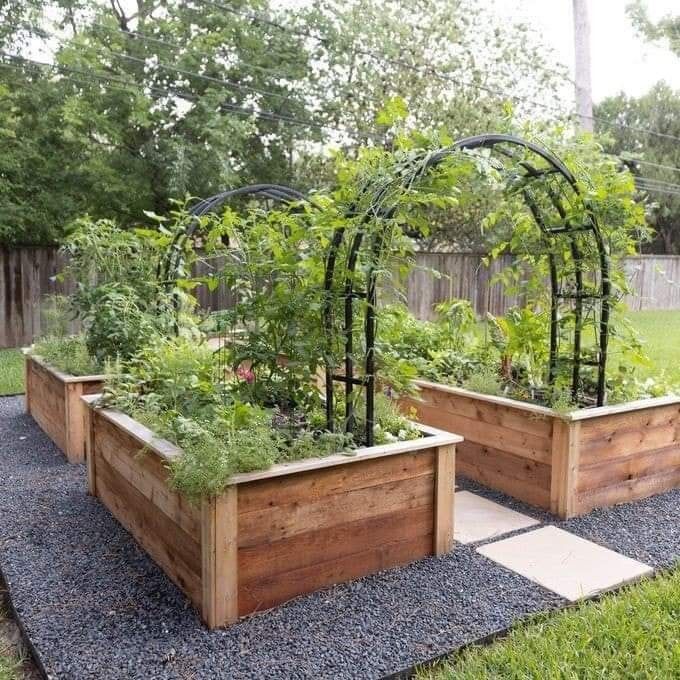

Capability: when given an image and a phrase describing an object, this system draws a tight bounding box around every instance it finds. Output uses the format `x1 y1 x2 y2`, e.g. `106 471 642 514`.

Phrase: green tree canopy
627 0 680 55
1 0 568 246
595 84 680 254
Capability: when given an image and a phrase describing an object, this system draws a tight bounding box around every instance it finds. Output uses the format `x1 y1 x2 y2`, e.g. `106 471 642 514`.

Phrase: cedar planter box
24 352 104 463
82 396 462 629
400 380 680 519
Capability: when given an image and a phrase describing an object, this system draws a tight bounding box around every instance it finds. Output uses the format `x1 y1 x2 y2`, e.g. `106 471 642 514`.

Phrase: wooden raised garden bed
82 396 462 629
399 380 680 519
24 352 104 464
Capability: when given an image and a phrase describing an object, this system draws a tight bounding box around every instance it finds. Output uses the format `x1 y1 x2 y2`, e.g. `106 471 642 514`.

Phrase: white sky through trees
494 0 680 102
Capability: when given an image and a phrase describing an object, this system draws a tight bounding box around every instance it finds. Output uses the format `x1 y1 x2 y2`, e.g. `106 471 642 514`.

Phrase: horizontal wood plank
457 456 551 510
403 386 553 439
94 412 201 539
238 504 434 584
579 403 680 441
237 449 435 515
238 532 433 616
26 358 67 453
95 452 203 608
580 419 680 465
406 401 552 464
578 444 680 494
576 467 680 515
238 473 435 548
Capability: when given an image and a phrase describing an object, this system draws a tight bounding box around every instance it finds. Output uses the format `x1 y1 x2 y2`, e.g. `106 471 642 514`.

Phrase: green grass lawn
417 565 680 679
627 310 680 383
0 350 24 397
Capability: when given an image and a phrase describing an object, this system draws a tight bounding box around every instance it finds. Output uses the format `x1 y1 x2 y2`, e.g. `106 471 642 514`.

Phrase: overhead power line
634 175 680 190
90 22 302 83
202 0 680 146
622 156 680 175
20 8 680 148
0 52 360 138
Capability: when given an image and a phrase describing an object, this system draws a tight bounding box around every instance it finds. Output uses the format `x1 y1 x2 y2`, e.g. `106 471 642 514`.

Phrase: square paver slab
454 490 540 544
477 526 653 601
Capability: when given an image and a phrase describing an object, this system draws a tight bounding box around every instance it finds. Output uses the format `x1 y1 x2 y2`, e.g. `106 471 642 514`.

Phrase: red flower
236 364 255 384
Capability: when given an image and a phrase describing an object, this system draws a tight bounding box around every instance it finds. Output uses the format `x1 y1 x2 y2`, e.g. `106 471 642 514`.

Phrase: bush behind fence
1 247 678 348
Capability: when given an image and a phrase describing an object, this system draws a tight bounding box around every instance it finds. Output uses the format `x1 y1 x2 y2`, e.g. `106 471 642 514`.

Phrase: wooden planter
24 352 104 463
82 396 461 629
400 380 680 519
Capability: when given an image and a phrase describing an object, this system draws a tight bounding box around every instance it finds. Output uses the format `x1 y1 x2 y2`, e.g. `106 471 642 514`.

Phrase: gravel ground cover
0 396 564 680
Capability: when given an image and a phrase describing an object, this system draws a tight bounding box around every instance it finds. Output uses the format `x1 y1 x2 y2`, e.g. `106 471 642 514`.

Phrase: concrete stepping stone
454 490 540 544
477 525 653 601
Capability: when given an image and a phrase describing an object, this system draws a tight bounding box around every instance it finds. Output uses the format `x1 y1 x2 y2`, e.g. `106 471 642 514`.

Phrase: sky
495 0 680 103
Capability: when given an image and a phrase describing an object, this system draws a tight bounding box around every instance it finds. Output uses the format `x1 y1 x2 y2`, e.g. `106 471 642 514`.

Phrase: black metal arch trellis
156 183 307 378
323 134 611 447
158 183 306 288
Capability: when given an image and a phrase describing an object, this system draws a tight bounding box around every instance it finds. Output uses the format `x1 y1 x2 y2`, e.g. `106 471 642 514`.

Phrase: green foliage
377 302 484 389
462 366 502 396
486 306 549 387
595 82 680 254
81 284 159 364
0 350 25 396
1 0 569 246
32 335 99 376
0 0 316 244
628 1 680 57
40 295 71 338
59 213 201 364
104 332 418 501
372 393 421 444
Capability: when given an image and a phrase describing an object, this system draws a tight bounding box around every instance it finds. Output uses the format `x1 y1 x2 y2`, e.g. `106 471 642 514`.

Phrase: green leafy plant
462 366 502 396
32 334 99 376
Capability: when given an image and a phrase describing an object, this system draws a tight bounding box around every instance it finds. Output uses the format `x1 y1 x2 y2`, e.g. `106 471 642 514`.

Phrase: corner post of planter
550 418 581 519
201 485 238 629
64 381 85 463
23 350 32 414
81 396 98 496
434 443 456 555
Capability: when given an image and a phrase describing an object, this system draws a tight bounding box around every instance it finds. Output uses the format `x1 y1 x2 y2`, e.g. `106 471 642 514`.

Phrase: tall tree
1 0 569 246
1 0 316 244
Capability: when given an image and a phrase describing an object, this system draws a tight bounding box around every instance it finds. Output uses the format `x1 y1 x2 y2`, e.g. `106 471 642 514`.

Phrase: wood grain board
85 401 459 628
25 354 103 462
401 381 680 519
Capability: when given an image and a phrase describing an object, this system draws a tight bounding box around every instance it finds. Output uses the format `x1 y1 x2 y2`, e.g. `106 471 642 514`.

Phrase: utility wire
6 60 680 201
622 157 680 175
23 9 680 147
104 48 296 103
28 23 304 104
202 0 680 146
89 22 303 83
634 176 680 191
0 52 361 137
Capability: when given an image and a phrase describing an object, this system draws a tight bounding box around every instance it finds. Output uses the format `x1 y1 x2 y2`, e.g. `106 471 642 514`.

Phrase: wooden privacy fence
2 247 680 347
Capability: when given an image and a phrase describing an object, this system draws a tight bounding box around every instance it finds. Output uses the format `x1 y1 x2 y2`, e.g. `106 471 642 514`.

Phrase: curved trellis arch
156 183 306 376
323 133 611 446
158 183 307 288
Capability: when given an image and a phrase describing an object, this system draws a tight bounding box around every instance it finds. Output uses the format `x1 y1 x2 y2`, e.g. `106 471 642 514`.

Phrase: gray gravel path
0 396 564 680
